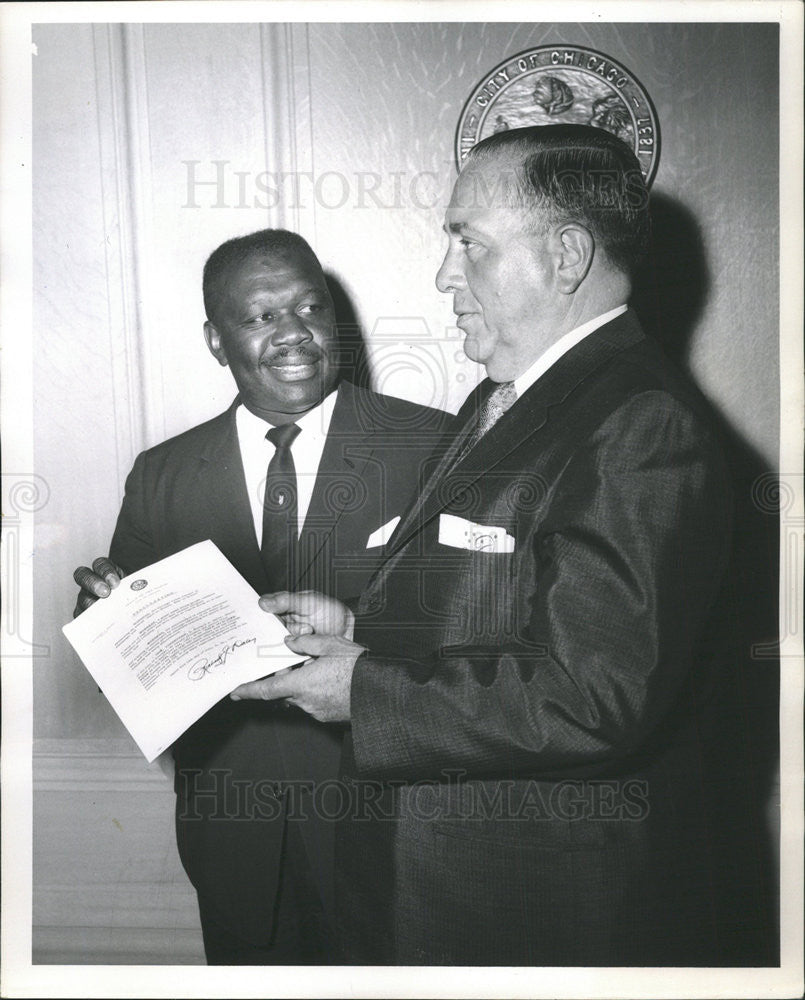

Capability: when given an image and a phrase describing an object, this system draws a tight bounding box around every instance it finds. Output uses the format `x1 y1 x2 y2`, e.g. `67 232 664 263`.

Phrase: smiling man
72 228 447 964
231 128 745 965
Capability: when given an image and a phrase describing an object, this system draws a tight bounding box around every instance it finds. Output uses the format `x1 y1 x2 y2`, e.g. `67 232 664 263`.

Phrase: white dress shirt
235 390 338 546
512 304 628 398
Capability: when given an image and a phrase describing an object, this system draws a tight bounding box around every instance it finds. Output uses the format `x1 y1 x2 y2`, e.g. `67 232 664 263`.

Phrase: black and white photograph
1 2 802 997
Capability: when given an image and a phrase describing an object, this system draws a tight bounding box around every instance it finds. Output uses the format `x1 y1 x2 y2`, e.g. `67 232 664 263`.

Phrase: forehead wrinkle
238 282 331 311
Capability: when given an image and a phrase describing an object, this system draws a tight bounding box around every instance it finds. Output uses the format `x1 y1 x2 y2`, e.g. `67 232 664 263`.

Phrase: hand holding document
63 540 300 762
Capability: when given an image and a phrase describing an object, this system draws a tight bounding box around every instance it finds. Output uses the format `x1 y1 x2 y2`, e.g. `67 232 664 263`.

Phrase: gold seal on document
455 45 660 185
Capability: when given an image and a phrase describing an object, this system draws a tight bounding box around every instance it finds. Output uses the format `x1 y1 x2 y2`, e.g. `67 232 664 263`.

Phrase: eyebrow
445 220 486 240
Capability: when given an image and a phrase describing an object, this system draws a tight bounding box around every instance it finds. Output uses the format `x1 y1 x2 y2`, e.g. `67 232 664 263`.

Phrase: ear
555 223 594 294
204 320 229 367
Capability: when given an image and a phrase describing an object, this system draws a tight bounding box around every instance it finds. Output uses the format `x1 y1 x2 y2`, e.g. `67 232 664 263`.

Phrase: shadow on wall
635 191 780 964
325 272 372 390
632 191 711 368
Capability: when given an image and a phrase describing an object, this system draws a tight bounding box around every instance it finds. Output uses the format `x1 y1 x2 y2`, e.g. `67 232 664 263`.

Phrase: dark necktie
260 423 302 591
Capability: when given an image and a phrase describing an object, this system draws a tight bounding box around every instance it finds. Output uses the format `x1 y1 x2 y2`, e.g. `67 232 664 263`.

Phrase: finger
283 610 314 631
284 632 349 657
73 566 111 598
270 665 295 678
258 591 295 614
73 591 99 617
260 590 327 614
285 620 314 638
91 557 123 588
230 671 299 702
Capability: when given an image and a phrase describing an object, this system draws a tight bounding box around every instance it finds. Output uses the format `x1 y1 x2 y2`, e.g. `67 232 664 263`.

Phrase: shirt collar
513 304 628 399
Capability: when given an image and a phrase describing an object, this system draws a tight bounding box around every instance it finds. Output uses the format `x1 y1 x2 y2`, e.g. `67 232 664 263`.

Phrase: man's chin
460 336 487 367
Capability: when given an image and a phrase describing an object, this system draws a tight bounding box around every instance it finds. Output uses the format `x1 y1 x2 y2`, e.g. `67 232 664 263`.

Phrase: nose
271 311 314 346
435 243 465 294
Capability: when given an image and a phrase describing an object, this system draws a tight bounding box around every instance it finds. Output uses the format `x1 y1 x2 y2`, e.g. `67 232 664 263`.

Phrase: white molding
33 737 171 793
33 926 204 966
92 23 146 487
92 23 165 473
259 22 316 241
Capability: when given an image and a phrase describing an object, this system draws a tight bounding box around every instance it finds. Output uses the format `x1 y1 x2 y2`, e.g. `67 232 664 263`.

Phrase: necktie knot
266 422 301 450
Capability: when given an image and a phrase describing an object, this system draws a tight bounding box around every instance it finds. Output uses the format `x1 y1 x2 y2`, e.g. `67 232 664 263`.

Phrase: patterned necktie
260 423 301 591
456 381 517 463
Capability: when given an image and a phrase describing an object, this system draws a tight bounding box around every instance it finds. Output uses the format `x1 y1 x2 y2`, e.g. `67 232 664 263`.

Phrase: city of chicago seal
455 45 660 185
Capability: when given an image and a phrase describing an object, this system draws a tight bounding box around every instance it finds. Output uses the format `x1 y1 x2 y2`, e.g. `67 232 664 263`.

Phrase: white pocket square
366 516 401 548
438 513 515 553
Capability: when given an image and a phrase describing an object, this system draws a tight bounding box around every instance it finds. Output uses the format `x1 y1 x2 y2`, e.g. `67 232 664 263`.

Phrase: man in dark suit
231 127 743 964
72 228 446 964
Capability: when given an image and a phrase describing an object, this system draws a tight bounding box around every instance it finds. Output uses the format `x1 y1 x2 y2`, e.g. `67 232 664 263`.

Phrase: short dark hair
202 229 323 323
467 124 650 275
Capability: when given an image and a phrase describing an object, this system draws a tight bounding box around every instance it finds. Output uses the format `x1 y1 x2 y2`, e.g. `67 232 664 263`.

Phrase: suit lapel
294 382 375 587
386 310 645 557
193 385 381 594
195 399 268 592
382 380 488 553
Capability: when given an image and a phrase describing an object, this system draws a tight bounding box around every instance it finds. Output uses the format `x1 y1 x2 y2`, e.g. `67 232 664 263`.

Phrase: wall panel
33 24 133 740
33 739 203 965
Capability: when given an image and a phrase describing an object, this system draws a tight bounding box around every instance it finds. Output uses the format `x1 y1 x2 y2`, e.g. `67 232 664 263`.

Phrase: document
63 540 299 762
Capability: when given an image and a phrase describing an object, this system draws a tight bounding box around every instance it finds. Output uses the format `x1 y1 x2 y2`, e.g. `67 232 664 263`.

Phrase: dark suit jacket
109 380 448 946
338 311 737 965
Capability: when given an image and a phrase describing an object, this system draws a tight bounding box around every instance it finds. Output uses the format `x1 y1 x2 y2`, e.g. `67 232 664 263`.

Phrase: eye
244 311 273 325
299 302 325 315
459 237 478 250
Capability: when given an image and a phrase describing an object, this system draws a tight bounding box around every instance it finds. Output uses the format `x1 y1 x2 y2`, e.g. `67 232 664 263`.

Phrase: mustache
260 345 323 366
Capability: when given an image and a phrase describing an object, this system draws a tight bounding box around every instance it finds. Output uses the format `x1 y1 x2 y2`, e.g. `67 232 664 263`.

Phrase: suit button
365 594 381 612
